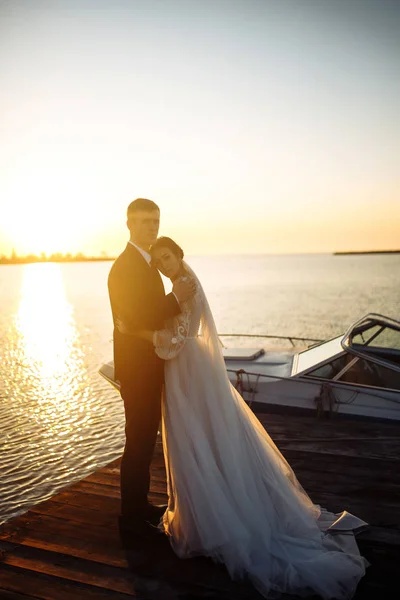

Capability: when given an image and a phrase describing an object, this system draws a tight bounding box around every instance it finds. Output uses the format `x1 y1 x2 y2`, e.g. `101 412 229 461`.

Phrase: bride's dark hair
150 236 184 260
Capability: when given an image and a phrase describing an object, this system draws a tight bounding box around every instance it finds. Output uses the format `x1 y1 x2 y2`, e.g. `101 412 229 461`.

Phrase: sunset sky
1 0 399 256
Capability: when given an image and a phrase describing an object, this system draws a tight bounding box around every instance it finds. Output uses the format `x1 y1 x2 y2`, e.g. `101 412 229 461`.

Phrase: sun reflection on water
0 263 125 524
15 263 88 421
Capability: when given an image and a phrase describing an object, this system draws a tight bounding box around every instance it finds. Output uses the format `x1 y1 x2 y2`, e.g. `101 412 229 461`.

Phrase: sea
0 253 399 524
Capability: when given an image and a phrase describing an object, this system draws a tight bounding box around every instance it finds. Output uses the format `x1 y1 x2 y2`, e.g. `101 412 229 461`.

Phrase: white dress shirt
128 241 151 264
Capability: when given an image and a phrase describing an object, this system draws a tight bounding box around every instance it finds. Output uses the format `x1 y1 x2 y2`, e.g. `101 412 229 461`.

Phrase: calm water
0 254 399 524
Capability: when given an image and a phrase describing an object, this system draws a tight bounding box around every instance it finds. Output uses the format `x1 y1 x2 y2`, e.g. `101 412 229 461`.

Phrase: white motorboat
99 313 400 422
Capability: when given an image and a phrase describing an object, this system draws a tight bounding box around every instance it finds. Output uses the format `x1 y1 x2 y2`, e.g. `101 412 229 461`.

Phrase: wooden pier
1 412 400 599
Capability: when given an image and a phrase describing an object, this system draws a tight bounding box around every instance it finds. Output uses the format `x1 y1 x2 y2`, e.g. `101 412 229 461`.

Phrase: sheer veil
182 260 227 371
182 259 324 517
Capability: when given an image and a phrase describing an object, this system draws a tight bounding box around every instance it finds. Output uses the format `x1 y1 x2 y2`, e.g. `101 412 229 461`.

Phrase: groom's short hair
127 198 159 217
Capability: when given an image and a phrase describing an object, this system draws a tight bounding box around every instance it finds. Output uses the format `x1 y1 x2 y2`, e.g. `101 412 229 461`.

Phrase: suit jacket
108 243 180 387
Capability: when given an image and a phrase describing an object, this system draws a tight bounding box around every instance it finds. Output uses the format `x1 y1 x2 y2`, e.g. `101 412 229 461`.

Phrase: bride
122 236 368 600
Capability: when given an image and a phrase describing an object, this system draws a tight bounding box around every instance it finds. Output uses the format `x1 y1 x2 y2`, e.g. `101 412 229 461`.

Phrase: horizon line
1 249 400 265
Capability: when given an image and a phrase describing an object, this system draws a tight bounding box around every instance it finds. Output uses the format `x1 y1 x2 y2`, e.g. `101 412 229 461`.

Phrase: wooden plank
356 582 399 598
28 500 118 527
0 541 137 595
147 491 168 504
278 450 400 477
0 590 40 600
290 471 400 499
85 470 166 489
0 512 121 546
0 522 128 569
0 563 137 600
281 460 399 491
276 439 400 460
42 489 120 513
256 412 400 437
298 491 400 528
356 525 400 546
0 513 121 552
85 471 120 486
70 481 121 499
356 541 400 576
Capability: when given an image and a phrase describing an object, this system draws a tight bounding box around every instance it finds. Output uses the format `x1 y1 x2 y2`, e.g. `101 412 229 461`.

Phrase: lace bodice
153 276 202 360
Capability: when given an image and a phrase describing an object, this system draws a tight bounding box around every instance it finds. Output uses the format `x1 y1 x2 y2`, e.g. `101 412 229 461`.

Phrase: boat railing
219 333 323 348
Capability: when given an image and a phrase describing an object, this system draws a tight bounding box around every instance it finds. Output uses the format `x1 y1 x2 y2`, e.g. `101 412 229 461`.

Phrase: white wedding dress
153 263 368 600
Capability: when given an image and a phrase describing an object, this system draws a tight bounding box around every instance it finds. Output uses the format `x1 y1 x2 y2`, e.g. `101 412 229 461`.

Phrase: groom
108 198 195 539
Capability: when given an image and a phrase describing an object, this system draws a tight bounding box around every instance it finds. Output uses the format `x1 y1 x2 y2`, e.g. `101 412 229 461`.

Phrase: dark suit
108 242 180 518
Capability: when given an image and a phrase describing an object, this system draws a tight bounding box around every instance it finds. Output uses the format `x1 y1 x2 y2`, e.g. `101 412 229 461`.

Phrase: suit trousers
119 369 163 519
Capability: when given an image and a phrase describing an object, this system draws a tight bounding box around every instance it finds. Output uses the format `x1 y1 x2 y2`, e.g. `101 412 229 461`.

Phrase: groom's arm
109 263 159 332
109 261 186 332
109 259 195 332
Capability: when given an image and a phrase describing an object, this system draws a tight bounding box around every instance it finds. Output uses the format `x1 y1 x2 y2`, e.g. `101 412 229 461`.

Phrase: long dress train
153 262 368 600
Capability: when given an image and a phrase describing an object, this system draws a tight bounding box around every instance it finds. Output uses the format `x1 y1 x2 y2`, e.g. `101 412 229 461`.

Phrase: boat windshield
341 314 400 373
303 354 400 390
294 336 344 375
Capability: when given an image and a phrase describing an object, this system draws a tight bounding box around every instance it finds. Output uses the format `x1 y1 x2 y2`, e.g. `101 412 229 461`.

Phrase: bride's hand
115 317 129 334
173 277 196 303
116 318 154 343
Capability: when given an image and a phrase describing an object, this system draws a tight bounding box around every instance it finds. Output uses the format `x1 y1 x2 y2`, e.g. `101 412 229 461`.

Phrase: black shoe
118 515 163 541
144 503 167 525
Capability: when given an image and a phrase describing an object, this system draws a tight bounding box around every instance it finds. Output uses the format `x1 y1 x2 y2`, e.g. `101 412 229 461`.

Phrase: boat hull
226 370 400 421
99 360 400 422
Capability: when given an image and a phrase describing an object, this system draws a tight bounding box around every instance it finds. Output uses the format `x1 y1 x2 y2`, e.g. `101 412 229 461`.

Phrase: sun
3 166 96 256
6 203 84 256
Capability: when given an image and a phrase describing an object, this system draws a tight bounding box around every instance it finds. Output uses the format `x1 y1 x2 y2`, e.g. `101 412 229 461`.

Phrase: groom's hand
173 277 196 303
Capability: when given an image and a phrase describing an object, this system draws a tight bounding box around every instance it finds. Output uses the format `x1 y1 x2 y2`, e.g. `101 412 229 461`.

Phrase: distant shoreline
0 257 115 265
333 250 400 256
1 250 400 265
